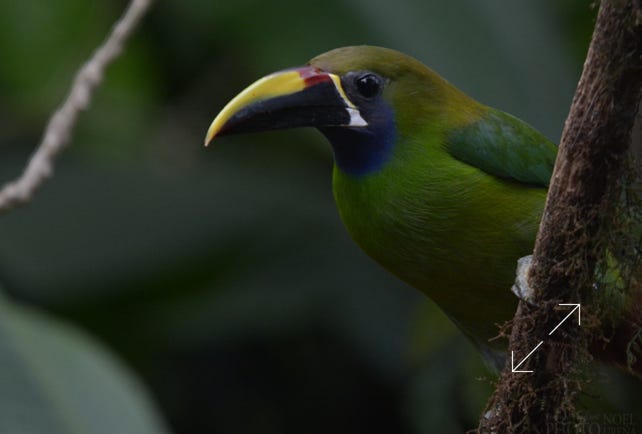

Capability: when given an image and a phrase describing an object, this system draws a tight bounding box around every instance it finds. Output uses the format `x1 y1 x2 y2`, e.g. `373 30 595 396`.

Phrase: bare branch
0 0 155 213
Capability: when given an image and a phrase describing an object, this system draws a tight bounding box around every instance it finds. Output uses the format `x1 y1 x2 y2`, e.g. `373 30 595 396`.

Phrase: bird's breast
331 156 546 347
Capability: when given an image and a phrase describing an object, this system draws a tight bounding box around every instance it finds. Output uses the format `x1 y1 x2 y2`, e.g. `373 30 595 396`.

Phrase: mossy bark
478 1 642 432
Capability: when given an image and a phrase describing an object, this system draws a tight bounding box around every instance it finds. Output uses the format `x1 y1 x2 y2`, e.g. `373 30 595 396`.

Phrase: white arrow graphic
548 303 581 336
511 304 581 373
511 340 544 373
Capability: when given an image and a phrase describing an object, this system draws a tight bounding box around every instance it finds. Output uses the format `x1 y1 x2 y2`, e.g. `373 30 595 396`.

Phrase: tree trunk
478 0 642 432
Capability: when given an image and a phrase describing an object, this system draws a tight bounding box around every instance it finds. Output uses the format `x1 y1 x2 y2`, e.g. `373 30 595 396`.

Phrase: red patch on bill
298 67 332 87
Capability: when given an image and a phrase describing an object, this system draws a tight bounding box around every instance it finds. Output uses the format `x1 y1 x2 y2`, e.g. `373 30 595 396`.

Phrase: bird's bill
204 66 367 146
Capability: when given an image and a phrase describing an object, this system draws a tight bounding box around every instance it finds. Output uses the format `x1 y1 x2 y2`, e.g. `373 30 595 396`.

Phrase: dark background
1 0 639 433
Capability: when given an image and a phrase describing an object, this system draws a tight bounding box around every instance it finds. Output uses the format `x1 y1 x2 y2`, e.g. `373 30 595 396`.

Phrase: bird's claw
511 255 538 305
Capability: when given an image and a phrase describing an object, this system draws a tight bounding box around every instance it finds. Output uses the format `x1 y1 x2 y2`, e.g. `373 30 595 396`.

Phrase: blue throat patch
320 104 396 176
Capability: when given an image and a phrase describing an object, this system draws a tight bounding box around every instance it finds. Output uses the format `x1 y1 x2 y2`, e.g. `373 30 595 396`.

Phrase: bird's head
205 46 478 175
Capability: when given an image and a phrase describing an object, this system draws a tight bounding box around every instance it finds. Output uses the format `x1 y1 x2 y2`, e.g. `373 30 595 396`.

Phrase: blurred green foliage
0 1 639 433
0 291 169 434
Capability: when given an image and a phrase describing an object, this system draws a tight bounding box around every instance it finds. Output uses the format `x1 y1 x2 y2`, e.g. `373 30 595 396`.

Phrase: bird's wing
445 109 558 187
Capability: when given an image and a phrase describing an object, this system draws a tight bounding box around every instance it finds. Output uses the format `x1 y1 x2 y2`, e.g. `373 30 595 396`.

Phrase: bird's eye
355 73 382 98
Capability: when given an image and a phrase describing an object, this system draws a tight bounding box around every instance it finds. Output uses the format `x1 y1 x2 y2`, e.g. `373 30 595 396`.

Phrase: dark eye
355 73 382 98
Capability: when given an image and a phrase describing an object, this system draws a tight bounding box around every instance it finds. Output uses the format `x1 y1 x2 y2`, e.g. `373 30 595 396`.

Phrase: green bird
205 46 641 374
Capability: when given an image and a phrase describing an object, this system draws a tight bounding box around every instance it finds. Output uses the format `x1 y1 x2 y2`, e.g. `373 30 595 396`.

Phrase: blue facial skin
320 102 396 177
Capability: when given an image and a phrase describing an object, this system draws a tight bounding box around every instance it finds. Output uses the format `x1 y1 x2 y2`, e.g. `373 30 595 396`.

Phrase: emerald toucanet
205 46 640 374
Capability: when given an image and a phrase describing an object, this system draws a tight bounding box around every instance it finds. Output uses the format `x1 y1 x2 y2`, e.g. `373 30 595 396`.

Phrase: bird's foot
511 255 538 305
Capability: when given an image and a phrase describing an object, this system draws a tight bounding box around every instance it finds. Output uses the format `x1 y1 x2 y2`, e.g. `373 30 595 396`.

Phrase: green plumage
332 111 551 354
446 109 557 186
314 47 556 356
209 45 642 375
209 45 564 365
